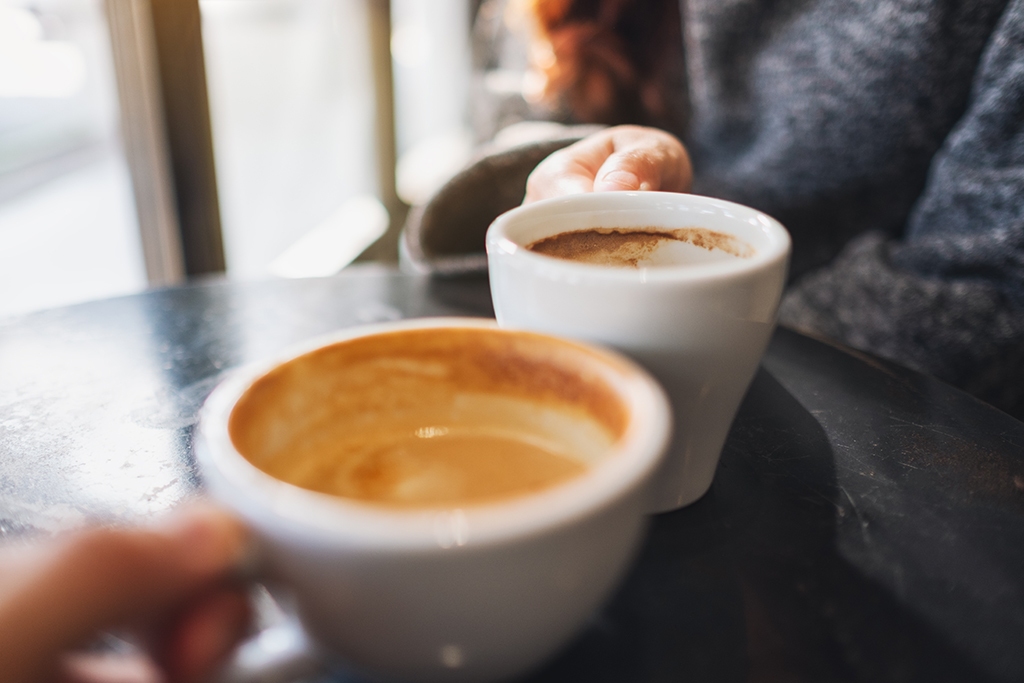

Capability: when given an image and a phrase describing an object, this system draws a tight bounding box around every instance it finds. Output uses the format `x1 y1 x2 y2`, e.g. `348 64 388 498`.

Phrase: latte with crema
228 327 628 508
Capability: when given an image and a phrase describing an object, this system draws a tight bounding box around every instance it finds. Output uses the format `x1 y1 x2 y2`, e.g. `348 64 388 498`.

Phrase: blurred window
391 0 472 207
201 0 472 278
201 0 381 279
0 0 476 314
0 0 145 318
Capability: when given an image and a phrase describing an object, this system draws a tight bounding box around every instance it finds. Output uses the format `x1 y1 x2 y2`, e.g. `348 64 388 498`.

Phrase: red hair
523 0 684 131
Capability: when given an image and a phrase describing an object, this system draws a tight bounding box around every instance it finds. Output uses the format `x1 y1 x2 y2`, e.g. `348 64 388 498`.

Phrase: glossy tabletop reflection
1 268 1022 682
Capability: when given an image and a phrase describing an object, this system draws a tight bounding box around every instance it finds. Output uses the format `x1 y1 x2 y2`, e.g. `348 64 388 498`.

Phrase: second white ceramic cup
487 192 791 512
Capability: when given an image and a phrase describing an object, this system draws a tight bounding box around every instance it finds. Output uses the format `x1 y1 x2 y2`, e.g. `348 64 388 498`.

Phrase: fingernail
598 170 641 190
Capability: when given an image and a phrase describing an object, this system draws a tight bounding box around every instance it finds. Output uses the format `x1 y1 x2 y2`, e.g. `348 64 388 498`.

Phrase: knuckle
616 148 658 174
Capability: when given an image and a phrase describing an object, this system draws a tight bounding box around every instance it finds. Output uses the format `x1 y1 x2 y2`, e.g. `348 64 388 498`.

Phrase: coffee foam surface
228 328 629 508
527 227 754 268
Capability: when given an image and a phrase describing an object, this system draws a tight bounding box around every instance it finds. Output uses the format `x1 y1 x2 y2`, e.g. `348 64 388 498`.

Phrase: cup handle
215 618 326 683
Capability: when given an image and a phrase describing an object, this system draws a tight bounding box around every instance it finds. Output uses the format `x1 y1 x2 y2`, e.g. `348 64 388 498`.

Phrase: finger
160 588 251 683
56 588 251 683
0 505 249 683
592 127 692 194
524 133 617 203
58 652 161 683
524 126 692 203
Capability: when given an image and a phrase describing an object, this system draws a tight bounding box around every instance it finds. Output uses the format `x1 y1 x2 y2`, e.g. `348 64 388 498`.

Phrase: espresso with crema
228 328 627 508
527 227 754 267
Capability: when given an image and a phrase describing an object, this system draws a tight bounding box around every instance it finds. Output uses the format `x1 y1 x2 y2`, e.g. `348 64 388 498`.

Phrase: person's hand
0 505 251 683
524 125 692 204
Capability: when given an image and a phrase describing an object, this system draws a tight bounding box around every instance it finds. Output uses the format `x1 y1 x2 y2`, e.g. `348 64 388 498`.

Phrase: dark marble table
1 268 1022 682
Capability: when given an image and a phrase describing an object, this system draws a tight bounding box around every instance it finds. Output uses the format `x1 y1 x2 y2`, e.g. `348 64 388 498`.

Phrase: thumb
0 505 248 683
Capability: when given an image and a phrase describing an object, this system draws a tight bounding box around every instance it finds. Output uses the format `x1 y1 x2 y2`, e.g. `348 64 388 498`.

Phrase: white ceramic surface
486 192 791 512
196 318 672 682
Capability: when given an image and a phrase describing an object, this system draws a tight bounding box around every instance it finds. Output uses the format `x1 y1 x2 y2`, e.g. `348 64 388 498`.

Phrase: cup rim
196 317 671 549
486 191 791 281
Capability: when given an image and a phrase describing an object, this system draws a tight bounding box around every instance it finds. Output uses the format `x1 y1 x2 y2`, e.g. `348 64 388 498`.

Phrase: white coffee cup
196 318 671 682
486 192 790 512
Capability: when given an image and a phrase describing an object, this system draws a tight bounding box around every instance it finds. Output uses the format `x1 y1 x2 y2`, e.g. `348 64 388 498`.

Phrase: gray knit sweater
414 0 1024 419
676 0 1024 419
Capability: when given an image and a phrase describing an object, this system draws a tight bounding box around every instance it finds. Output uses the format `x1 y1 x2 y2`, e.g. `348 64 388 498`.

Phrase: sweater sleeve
779 0 1024 419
